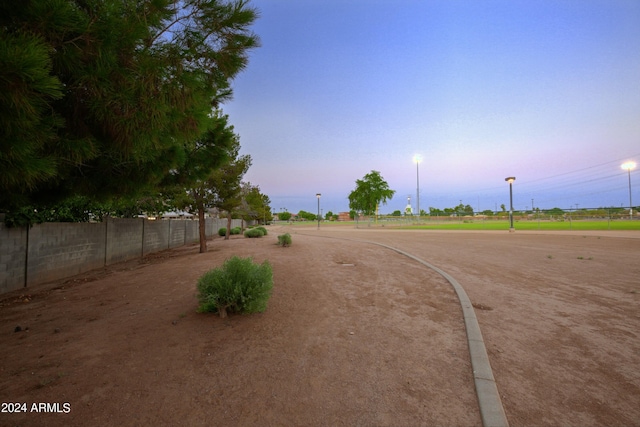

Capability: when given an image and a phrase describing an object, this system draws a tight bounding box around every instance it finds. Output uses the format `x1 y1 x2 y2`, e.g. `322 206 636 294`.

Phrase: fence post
104 217 109 267
24 225 29 288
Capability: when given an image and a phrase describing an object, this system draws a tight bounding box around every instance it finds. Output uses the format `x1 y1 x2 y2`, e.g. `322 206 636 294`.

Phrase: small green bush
256 226 268 235
231 226 242 235
277 233 292 247
218 227 227 237
196 256 273 318
244 228 264 238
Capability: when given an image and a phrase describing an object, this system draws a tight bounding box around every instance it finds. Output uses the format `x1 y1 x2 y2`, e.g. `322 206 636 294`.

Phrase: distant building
161 210 194 219
338 212 351 221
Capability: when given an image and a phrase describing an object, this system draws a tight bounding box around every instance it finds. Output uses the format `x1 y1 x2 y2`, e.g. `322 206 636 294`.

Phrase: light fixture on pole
621 161 636 220
412 154 422 218
316 193 321 229
505 177 516 232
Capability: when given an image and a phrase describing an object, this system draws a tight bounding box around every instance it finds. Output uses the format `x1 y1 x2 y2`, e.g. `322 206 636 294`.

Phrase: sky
223 0 640 215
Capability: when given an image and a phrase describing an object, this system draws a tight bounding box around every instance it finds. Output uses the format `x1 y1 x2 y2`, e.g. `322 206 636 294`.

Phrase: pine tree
0 0 259 213
170 112 240 252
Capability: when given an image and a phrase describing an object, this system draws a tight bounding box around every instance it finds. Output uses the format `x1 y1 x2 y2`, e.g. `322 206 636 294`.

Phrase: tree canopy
278 211 292 221
169 112 240 251
348 170 395 216
206 138 251 239
0 0 259 213
238 184 272 224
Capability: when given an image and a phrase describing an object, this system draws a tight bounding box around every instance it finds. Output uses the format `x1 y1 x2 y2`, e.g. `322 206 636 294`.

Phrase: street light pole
622 161 636 220
413 154 422 218
505 177 516 232
316 193 321 229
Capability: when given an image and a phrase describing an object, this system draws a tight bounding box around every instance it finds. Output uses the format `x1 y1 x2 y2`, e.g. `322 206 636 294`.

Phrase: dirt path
1 225 639 426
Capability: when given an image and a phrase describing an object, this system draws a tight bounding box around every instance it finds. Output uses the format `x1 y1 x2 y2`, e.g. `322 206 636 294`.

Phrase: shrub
256 226 268 235
244 228 264 238
231 226 242 235
196 256 273 318
277 233 292 247
218 227 227 237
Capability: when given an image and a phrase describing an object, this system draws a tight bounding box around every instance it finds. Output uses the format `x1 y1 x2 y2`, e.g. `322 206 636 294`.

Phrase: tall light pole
413 154 422 218
316 193 321 229
505 177 516 232
622 161 636 220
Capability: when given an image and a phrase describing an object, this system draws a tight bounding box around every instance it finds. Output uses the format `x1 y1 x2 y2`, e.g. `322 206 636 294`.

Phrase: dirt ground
1 224 639 426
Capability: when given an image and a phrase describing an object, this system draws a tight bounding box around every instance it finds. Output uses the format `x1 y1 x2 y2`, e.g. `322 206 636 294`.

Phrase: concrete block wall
1 217 251 294
143 220 170 255
185 220 200 244
0 224 28 294
26 222 106 286
209 218 230 236
106 218 144 265
206 218 223 236
168 220 186 248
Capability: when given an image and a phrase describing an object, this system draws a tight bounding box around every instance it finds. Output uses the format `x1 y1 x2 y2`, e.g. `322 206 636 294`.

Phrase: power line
445 153 639 210
522 153 640 185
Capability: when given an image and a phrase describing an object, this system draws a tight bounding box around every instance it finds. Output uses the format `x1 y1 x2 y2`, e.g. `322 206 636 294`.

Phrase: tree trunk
198 206 207 253
225 213 232 240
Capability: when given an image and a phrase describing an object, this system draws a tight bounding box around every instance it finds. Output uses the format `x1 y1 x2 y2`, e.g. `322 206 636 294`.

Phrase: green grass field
282 218 640 231
397 219 640 231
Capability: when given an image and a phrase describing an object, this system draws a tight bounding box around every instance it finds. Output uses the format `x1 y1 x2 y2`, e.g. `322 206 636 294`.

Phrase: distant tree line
383 205 635 217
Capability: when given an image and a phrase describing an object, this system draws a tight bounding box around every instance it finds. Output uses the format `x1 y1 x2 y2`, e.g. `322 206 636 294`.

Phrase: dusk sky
224 0 640 215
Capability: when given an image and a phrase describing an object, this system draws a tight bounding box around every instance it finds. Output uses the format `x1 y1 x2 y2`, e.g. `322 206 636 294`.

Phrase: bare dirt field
1 224 639 426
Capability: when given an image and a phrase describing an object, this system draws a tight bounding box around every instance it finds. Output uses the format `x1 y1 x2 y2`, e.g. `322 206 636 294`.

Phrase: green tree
253 191 273 224
348 171 395 216
0 0 259 214
297 210 317 221
278 211 292 221
208 146 252 241
454 203 474 216
547 207 565 215
0 29 63 202
170 113 238 252
236 183 271 225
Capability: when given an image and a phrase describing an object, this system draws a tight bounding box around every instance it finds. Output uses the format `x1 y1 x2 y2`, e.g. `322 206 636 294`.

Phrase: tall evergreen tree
0 29 63 201
0 0 259 213
170 112 239 252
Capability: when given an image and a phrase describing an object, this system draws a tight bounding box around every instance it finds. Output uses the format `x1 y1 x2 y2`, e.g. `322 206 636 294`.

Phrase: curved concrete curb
372 242 509 427
301 233 509 427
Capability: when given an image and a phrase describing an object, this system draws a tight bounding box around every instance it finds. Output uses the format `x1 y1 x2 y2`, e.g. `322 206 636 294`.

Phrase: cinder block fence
0 217 242 294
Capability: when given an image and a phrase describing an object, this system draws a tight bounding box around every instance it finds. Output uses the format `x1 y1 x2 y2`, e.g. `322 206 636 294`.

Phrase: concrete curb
301 233 509 427
374 243 509 427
